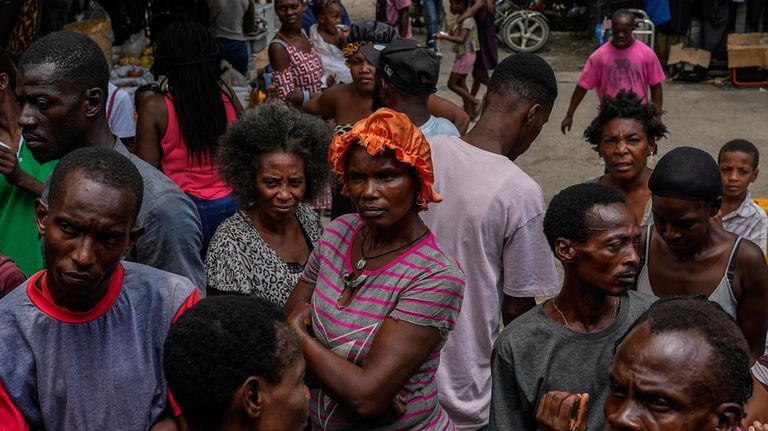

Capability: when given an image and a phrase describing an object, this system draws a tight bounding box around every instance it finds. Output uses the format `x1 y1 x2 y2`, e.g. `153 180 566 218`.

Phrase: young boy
718 139 768 254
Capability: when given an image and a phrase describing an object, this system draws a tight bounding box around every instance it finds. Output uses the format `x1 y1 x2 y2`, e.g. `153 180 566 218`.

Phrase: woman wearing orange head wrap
285 108 465 430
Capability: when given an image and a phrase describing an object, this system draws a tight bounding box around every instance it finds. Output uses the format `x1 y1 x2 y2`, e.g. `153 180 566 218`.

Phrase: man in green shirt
0 47 55 277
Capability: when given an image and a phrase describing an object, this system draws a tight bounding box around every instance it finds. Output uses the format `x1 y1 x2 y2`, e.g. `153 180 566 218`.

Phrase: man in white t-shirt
420 53 561 431
107 83 136 150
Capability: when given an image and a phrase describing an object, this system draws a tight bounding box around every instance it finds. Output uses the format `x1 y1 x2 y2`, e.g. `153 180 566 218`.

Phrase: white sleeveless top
636 225 741 319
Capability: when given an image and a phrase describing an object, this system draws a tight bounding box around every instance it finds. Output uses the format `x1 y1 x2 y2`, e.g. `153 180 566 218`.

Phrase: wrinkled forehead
585 202 635 232
18 61 57 84
17 62 77 95
616 324 715 381
51 171 140 222
345 144 402 170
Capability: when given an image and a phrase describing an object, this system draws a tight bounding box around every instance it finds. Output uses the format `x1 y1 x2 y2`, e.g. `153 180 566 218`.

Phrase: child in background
309 0 352 86
716 139 768 253
436 0 481 118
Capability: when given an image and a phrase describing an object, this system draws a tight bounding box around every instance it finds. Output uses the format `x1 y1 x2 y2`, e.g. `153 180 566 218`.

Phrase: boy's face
719 151 758 199
611 15 635 49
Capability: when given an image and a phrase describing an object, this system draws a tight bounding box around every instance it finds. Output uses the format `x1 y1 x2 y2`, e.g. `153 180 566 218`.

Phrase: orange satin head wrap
328 108 443 212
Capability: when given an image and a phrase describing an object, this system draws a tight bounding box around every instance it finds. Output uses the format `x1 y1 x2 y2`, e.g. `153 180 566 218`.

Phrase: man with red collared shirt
0 147 200 431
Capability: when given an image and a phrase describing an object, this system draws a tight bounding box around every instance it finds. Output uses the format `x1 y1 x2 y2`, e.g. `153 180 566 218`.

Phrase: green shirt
0 141 56 277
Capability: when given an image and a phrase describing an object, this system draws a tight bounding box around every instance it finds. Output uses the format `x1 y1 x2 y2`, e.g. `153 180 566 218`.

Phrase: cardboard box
727 33 768 69
667 43 711 68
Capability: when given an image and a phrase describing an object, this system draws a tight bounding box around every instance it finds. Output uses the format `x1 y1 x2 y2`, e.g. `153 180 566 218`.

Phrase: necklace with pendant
354 228 429 271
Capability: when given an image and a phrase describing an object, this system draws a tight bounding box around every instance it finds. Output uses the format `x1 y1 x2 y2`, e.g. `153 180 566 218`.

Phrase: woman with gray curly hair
205 102 331 305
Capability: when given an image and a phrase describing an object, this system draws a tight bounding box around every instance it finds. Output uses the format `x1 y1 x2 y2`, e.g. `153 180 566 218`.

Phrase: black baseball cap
360 38 439 96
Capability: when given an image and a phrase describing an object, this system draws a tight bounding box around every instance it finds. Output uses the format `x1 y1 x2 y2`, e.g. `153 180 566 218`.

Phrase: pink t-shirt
577 40 665 103
420 135 560 430
160 94 235 200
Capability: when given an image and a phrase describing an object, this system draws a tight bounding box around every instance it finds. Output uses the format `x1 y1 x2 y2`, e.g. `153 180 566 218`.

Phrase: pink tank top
160 93 235 200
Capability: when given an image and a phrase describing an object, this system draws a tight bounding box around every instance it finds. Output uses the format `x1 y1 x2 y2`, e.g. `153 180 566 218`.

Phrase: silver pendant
355 257 367 271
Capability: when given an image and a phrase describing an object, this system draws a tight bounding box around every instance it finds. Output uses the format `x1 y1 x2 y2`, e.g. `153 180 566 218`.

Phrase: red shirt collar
27 264 125 324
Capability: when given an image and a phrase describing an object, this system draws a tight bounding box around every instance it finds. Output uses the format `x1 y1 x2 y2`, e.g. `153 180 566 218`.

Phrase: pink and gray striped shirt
300 214 465 430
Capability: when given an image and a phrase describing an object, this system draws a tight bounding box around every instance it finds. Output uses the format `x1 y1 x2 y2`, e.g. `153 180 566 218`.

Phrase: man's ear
751 167 759 183
524 103 542 125
554 238 576 263
241 376 265 420
35 198 49 237
713 402 742 431
84 87 104 118
0 73 8 92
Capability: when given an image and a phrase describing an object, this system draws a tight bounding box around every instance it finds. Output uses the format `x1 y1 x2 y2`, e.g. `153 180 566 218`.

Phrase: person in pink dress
269 0 325 106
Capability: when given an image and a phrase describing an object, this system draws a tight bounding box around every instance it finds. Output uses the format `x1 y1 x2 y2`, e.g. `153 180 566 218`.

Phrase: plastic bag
63 1 114 63
120 31 149 59
220 61 248 87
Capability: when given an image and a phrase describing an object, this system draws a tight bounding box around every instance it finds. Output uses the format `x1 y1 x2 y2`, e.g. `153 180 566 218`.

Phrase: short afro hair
217 101 331 205
48 147 143 223
163 296 301 431
0 47 17 91
487 53 558 107
584 90 667 153
612 8 636 23
19 31 110 100
617 296 752 406
718 139 759 169
543 182 626 253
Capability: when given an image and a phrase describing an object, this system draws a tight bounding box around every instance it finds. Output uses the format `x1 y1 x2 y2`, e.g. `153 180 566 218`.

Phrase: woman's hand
536 391 589 431
288 301 312 337
368 394 407 426
749 421 768 431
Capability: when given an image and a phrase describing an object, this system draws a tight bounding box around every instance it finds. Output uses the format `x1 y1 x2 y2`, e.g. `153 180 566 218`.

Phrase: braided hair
151 22 229 165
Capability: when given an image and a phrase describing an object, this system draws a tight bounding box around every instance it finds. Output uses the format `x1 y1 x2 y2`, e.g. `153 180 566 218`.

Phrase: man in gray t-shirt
489 183 656 431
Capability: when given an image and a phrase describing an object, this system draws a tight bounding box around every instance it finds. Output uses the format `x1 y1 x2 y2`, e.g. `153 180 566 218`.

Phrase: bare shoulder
140 92 167 114
268 40 291 69
736 236 768 270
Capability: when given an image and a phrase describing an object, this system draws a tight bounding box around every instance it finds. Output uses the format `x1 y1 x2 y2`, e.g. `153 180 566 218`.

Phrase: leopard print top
204 203 323 306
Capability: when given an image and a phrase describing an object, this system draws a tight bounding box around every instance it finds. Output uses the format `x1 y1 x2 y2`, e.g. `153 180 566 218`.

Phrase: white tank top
636 225 741 319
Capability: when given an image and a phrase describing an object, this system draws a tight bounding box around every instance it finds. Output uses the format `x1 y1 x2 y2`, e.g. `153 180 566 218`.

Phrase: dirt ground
343 0 768 202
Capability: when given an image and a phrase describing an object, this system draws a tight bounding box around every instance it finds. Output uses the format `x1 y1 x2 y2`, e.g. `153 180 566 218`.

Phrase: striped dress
300 214 465 430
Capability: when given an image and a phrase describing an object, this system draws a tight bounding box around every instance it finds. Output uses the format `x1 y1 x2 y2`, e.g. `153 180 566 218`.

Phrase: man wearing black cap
637 146 768 362
361 38 461 138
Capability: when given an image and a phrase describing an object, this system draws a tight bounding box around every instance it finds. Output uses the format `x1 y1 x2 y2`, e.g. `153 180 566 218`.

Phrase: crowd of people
0 4 767 431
